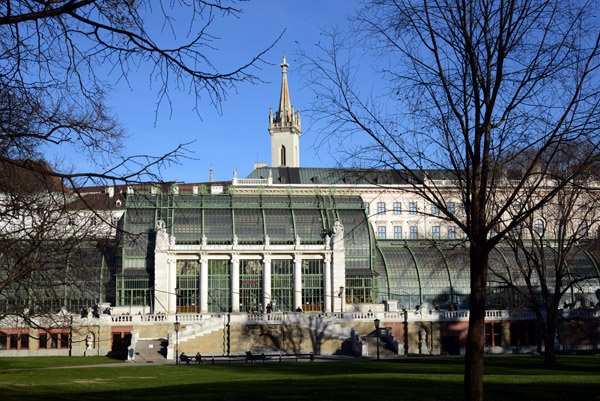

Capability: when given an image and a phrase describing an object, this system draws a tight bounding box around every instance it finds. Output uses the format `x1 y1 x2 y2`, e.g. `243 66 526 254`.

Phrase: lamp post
339 286 344 314
374 318 380 361
174 321 181 365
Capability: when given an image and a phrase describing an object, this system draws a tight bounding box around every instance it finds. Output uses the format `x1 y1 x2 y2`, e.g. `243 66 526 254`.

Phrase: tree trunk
464 245 489 401
543 317 558 367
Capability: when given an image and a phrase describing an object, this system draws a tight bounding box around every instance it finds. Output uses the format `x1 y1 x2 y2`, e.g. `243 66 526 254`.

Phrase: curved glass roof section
376 242 600 309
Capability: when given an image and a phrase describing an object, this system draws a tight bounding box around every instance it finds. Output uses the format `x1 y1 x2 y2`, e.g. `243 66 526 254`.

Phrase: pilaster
293 255 302 311
231 254 240 313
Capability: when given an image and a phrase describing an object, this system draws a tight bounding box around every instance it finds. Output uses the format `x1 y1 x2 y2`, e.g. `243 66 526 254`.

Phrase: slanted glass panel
271 259 292 312
234 209 264 244
337 210 370 270
345 276 374 304
487 248 518 309
333 196 363 209
291 196 320 208
567 248 600 305
173 208 202 245
264 209 295 244
203 195 232 208
123 208 155 259
411 247 451 307
233 196 261 208
208 260 230 313
177 259 199 313
204 209 233 244
379 246 420 309
294 209 324 244
302 259 323 312
239 260 263 312
172 195 202 208
444 246 470 307
263 196 291 209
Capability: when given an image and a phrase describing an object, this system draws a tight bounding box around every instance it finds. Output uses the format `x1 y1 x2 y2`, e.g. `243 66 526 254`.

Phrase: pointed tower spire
269 55 301 168
278 56 291 120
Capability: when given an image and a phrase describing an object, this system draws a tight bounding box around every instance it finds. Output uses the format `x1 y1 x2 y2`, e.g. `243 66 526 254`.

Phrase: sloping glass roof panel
337 210 371 269
173 208 202 244
410 247 451 290
234 209 264 242
293 209 324 243
264 209 294 243
204 208 233 242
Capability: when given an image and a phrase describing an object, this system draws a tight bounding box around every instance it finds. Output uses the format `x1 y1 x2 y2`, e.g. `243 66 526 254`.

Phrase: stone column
293 256 302 311
323 254 332 312
168 258 177 314
263 254 272 310
231 255 240 313
199 255 208 313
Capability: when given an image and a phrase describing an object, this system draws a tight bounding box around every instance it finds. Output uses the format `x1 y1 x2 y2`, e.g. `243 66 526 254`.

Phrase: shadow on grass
3 374 600 401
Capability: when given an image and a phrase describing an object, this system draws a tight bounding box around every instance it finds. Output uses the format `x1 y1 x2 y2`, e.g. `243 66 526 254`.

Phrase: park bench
245 351 266 363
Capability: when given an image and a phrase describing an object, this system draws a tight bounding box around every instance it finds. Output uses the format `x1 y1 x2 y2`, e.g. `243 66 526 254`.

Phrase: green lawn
0 356 598 400
0 356 123 369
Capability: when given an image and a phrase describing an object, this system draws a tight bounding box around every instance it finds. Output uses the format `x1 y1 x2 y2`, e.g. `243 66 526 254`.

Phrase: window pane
394 226 402 239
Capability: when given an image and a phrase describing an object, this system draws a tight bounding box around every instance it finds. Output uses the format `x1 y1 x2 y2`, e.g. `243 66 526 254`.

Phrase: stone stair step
135 339 168 363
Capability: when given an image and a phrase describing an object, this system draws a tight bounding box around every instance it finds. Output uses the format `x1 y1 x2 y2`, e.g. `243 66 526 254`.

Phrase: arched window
280 145 286 166
534 219 544 237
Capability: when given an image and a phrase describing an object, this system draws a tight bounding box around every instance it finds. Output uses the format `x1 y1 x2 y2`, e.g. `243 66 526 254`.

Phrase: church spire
278 56 291 119
269 55 301 168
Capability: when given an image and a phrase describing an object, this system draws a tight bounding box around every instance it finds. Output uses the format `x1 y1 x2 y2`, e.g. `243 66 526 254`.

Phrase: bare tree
301 1 600 399
490 177 600 367
0 1 275 323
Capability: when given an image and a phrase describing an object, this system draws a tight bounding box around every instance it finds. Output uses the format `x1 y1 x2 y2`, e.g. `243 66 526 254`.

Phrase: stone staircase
134 339 168 363
364 335 402 359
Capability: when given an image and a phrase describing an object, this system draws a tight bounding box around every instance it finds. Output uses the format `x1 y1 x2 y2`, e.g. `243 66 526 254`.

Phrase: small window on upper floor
409 202 417 215
116 200 122 207
448 202 455 215
393 202 401 215
378 202 386 215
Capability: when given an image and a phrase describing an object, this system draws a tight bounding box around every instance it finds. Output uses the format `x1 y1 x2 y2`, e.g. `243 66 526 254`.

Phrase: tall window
448 202 455 215
378 226 386 239
239 260 263 313
448 226 456 239
432 226 440 239
409 202 417 215
280 145 286 166
302 259 323 312
177 260 199 313
208 260 230 313
364 202 370 215
534 219 544 237
377 202 386 215
271 259 293 312
431 203 439 215
410 226 418 239
394 226 402 239
393 202 402 215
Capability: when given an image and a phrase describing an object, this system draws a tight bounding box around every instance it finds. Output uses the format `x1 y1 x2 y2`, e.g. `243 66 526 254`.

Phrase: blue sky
94 1 357 184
